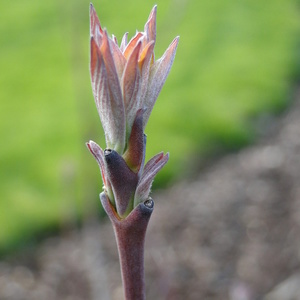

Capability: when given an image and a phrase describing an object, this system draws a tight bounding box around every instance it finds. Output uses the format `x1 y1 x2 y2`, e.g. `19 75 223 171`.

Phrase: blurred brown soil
1 91 300 299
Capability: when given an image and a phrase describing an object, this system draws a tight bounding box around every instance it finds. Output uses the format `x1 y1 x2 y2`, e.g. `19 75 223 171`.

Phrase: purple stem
100 192 153 300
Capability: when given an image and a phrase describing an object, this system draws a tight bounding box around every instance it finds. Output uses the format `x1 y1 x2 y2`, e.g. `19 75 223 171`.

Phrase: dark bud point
104 149 112 156
144 197 154 208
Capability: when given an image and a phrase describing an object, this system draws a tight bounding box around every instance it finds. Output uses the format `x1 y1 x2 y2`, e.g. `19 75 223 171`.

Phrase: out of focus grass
0 0 299 253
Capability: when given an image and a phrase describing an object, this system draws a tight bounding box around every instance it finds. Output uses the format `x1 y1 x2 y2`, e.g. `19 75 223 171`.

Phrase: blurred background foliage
0 0 299 254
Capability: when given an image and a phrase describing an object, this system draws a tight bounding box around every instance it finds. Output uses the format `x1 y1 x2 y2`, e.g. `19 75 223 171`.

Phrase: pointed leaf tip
143 36 179 128
90 3 103 48
86 141 107 186
145 5 157 43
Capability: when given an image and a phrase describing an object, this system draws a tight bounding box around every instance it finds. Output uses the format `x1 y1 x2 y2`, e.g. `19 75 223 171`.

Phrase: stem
114 219 146 299
100 192 153 300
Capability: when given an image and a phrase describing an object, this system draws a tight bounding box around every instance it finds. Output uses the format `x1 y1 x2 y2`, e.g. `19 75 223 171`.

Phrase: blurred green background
0 0 299 253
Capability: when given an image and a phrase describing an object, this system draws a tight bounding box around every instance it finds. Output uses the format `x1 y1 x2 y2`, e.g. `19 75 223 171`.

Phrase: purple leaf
123 32 143 59
89 4 103 46
134 152 169 206
122 41 142 132
104 149 138 217
144 5 157 44
86 140 106 185
143 36 179 128
120 32 128 52
138 41 155 104
123 109 145 173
